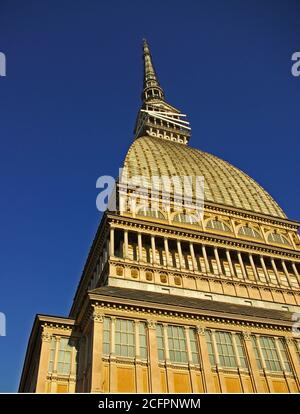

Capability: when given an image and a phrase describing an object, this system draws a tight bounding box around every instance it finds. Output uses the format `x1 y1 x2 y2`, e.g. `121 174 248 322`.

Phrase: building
19 41 300 393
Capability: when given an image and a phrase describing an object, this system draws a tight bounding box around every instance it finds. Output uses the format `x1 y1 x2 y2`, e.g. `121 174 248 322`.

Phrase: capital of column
242 331 252 341
147 319 157 330
41 332 52 342
196 325 206 336
92 309 104 323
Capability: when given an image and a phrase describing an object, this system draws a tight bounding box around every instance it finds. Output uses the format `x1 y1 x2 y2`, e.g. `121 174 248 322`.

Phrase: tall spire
134 40 191 145
142 39 165 102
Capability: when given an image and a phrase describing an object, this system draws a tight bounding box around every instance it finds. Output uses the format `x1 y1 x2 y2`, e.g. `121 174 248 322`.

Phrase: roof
122 136 286 218
90 286 293 324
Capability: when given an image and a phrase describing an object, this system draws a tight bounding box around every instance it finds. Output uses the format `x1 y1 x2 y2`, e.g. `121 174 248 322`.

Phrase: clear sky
0 0 299 392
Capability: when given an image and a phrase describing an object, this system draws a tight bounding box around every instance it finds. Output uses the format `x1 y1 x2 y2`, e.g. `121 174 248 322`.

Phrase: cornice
88 293 294 331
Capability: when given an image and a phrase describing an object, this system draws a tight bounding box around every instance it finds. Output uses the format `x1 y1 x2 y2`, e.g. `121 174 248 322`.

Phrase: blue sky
0 0 299 392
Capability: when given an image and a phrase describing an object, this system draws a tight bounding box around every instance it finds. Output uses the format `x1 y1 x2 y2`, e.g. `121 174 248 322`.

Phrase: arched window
238 225 262 239
137 207 165 219
206 219 231 232
268 232 291 246
173 213 198 225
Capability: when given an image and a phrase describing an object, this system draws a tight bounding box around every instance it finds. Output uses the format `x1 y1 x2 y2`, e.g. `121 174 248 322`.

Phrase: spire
142 39 165 102
134 40 191 145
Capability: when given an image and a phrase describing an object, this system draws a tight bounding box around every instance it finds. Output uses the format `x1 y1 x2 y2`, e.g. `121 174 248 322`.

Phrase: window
268 232 291 246
205 330 216 366
103 317 110 355
238 226 261 239
235 334 248 368
251 336 263 370
215 331 237 368
156 324 200 364
57 338 73 375
103 318 148 360
277 339 292 372
189 329 200 364
206 219 231 232
205 330 248 369
115 319 135 358
139 322 147 360
173 213 198 225
137 207 165 219
257 336 282 372
156 324 165 361
167 325 188 363
48 337 56 373
294 340 300 363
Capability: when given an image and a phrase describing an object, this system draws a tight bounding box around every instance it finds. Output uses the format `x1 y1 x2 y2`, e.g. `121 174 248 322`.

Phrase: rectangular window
205 330 247 369
205 330 216 366
234 334 248 368
259 336 282 372
215 331 237 368
139 322 147 360
57 337 73 375
189 328 200 364
48 337 56 373
115 319 135 358
167 325 188 363
103 317 110 355
294 340 300 363
277 339 292 372
156 324 165 361
251 336 262 370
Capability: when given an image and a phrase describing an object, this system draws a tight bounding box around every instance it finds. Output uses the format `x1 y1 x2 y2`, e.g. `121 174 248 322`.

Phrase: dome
122 136 286 219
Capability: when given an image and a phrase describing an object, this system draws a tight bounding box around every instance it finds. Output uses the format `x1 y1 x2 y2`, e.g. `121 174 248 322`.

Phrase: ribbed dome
122 136 286 219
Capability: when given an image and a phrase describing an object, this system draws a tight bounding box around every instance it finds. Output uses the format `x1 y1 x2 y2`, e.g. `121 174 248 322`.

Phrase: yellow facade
19 40 300 393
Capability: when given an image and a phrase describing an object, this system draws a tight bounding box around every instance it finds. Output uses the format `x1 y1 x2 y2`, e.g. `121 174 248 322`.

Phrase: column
237 252 247 280
147 320 161 393
109 228 115 257
36 332 52 393
249 254 259 282
124 230 128 259
164 238 170 268
260 256 270 284
137 233 143 262
177 240 184 269
271 258 281 286
214 247 223 276
151 236 156 265
189 242 197 271
226 250 235 278
196 326 215 392
242 332 265 393
291 263 300 287
201 245 210 274
281 260 292 289
90 309 104 392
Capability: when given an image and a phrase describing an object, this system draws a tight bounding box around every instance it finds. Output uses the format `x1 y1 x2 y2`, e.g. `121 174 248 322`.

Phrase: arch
136 206 166 220
172 212 199 225
267 231 291 246
237 224 262 239
205 218 232 233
